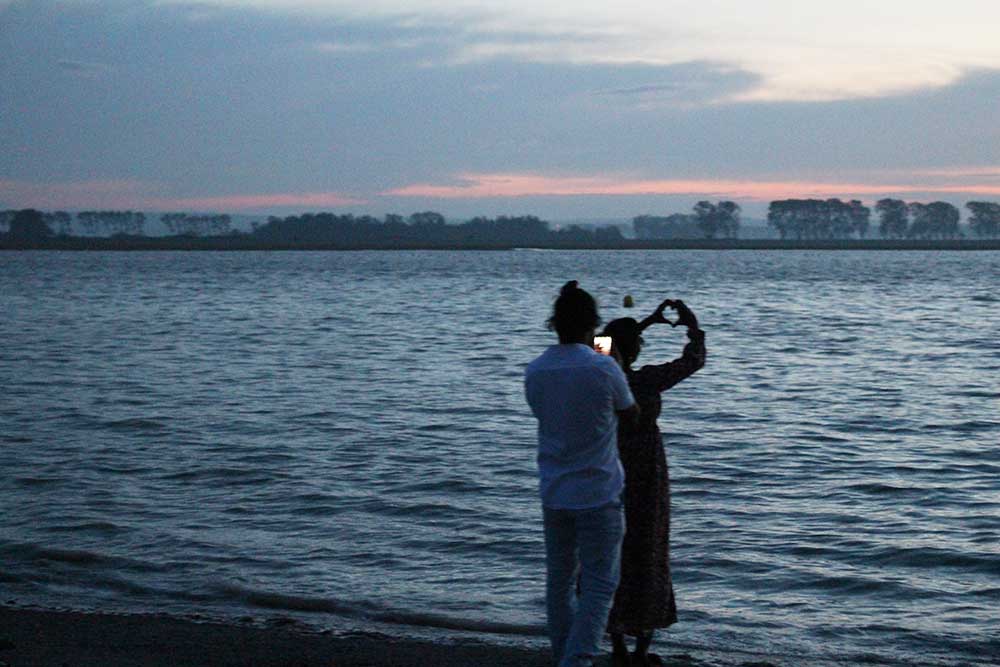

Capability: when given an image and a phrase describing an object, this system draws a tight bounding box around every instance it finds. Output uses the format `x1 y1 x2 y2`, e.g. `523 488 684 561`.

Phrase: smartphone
593 336 612 355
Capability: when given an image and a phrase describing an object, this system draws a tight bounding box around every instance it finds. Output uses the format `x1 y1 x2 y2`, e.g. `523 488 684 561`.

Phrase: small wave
955 389 1000 399
970 294 997 302
972 587 1000 598
296 504 345 517
703 411 753 422
834 420 919 435
102 417 168 432
800 432 850 443
218 584 546 637
0 542 165 573
160 467 266 482
378 501 472 520
815 348 853 357
396 479 489 494
44 521 131 536
94 464 154 475
415 423 455 432
674 474 740 486
922 420 999 433
14 476 63 487
465 355 510 364
779 572 912 596
295 410 342 420
864 545 999 572
844 482 923 496
234 452 297 464
9 544 106 565
414 405 520 417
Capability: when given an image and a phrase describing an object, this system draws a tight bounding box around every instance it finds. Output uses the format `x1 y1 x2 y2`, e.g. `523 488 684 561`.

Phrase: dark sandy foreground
0 605 555 667
0 606 771 667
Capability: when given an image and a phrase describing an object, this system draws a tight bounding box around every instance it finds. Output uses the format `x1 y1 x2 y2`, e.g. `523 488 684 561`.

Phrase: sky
2 0 999 219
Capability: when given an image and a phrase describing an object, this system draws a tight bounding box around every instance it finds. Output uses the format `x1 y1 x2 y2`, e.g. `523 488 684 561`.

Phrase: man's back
525 343 635 510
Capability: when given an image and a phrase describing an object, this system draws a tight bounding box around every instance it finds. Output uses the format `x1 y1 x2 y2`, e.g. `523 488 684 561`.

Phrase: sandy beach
0 605 556 667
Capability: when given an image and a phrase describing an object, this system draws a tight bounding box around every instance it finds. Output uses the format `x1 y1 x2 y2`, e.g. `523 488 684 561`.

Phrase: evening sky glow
2 0 999 218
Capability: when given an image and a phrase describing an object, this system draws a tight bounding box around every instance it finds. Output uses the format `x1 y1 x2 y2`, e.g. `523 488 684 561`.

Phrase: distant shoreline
3 237 1000 251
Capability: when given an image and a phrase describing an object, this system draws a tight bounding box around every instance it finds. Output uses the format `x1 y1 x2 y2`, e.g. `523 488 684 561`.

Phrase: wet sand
0 605 553 667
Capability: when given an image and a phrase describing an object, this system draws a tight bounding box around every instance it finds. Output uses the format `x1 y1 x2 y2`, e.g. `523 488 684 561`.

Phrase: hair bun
548 280 599 337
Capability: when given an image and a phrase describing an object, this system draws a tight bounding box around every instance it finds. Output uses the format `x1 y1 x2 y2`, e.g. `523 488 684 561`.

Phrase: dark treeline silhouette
965 202 1000 238
767 199 871 239
5 209 54 243
0 210 234 238
766 198 1000 240
42 211 73 236
253 212 623 246
634 213 698 239
634 200 741 239
76 211 146 236
161 213 233 237
875 199 962 239
4 198 1000 249
2 209 73 237
2 208 620 247
694 200 741 239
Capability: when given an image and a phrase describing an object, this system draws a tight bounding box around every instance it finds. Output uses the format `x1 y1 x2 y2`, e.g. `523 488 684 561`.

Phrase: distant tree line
766 198 1000 240
0 210 240 238
1 209 73 237
252 211 624 246
964 202 1000 238
2 209 55 242
634 200 741 239
77 211 147 236
634 213 699 239
768 199 871 239
873 199 959 239
161 213 232 237
42 211 73 236
4 197 1000 248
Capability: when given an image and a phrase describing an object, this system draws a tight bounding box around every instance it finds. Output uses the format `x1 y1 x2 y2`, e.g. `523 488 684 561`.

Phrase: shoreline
3 238 1000 251
0 604 554 667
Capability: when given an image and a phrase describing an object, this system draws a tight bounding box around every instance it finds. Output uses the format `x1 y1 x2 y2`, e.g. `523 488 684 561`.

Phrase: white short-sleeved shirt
525 343 636 509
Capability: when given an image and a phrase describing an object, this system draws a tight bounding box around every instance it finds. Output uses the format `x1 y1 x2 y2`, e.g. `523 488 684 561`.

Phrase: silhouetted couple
525 281 706 667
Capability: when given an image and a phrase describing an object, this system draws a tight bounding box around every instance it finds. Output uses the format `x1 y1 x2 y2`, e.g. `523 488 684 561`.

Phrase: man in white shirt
525 281 638 667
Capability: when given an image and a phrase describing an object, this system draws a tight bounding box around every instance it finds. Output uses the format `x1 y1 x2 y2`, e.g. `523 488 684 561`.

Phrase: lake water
1 250 998 666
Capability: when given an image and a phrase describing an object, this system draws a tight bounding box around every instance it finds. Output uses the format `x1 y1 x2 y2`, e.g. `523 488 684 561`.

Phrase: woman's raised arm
639 300 706 392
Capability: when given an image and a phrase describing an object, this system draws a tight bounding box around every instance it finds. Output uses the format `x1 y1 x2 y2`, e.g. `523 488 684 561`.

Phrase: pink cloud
894 166 1000 179
384 172 1000 201
0 180 364 211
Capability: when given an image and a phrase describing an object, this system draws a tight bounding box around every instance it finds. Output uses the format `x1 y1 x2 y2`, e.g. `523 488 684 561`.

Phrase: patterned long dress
607 327 706 636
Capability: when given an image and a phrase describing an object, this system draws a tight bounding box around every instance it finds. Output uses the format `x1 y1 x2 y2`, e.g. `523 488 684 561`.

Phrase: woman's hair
602 317 643 364
548 281 600 341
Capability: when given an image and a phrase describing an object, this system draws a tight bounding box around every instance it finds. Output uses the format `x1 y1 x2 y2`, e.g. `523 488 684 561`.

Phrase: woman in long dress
602 299 706 667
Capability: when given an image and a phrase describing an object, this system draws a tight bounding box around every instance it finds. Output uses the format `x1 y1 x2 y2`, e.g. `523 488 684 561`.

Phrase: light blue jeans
543 502 624 667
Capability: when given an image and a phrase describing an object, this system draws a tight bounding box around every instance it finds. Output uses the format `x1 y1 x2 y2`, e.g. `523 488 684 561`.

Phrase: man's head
548 281 600 344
